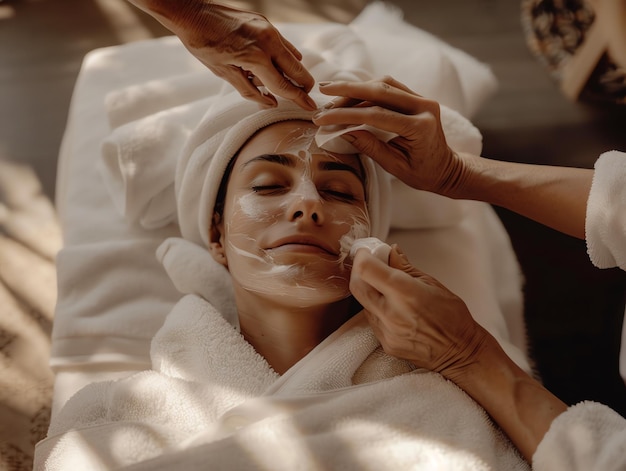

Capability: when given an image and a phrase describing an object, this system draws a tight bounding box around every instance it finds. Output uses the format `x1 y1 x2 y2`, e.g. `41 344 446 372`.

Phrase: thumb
388 244 425 278
341 130 389 159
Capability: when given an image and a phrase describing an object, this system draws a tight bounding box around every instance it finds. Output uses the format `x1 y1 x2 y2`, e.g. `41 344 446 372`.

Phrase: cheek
235 192 277 222
224 195 279 250
335 206 371 259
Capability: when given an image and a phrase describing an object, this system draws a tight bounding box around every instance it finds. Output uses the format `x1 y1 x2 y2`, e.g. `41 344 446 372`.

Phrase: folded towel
105 72 221 129
100 98 211 229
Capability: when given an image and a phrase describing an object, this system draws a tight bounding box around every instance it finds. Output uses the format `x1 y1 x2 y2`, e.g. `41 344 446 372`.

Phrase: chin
241 278 351 308
232 260 352 307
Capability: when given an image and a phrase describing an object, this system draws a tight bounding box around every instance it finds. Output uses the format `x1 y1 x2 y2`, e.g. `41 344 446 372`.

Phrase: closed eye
252 185 286 195
323 189 357 201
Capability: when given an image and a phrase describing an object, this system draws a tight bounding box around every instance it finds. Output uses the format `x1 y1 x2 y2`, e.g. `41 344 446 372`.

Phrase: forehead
235 120 362 169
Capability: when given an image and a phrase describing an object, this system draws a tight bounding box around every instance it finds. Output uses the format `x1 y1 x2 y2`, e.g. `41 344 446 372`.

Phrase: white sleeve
533 401 626 471
585 150 626 270
584 149 626 383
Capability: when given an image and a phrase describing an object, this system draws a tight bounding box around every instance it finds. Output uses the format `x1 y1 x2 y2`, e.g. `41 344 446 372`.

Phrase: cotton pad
349 237 392 264
315 124 397 154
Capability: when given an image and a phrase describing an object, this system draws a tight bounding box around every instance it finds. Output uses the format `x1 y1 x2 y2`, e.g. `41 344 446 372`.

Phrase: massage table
50 3 531 422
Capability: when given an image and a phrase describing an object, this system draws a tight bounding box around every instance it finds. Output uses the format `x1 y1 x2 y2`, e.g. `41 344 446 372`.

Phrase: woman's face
211 120 371 307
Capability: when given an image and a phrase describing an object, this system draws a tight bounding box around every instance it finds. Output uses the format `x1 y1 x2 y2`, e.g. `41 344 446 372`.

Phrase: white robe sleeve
585 150 626 270
584 150 626 382
533 401 626 471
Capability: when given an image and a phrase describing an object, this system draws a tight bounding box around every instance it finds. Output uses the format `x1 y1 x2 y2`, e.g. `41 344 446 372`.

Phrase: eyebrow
243 154 365 181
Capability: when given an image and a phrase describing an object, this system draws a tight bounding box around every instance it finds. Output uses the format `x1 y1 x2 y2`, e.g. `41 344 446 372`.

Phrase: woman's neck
235 290 356 375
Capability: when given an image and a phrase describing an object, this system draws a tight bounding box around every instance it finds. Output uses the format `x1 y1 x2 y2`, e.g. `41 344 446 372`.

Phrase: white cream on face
219 121 371 308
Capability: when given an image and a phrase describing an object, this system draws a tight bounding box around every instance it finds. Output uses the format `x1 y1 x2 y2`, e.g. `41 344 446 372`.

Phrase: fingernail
341 133 356 143
318 81 331 87
322 100 336 110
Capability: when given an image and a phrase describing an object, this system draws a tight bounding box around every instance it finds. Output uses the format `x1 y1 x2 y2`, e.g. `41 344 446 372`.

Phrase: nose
288 181 324 225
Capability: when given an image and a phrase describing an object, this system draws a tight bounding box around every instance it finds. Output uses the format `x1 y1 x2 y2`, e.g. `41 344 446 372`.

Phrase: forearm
448 152 593 239
451 336 568 462
126 0 213 30
126 0 188 17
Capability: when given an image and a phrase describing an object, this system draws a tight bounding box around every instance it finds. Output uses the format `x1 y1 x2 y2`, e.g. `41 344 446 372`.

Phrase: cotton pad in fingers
349 237 392 264
315 124 397 154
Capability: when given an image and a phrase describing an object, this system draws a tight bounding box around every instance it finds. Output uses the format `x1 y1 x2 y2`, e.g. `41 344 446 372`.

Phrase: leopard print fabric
521 0 626 104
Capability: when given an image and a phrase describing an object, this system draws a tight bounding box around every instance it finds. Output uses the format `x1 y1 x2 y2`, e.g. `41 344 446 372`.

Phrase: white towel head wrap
175 90 391 249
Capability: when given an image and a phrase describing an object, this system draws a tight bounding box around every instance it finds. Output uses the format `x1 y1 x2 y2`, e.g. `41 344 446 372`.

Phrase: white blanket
35 294 528 471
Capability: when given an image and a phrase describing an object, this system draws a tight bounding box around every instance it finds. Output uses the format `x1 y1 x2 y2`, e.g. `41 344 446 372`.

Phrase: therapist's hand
313 76 467 197
350 244 491 383
351 244 570 463
129 1 316 110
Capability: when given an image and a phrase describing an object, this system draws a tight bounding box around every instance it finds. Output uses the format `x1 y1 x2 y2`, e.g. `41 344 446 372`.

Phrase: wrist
129 0 213 30
437 326 502 391
437 150 479 200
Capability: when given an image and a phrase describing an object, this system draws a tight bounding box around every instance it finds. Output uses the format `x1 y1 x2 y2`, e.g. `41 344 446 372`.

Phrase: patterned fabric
521 0 626 104
0 160 60 471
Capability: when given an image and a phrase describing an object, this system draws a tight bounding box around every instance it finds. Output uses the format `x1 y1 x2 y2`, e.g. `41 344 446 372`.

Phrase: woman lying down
35 90 531 470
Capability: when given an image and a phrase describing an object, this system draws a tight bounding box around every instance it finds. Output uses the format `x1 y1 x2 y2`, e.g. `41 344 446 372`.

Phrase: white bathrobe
532 150 626 471
35 294 528 470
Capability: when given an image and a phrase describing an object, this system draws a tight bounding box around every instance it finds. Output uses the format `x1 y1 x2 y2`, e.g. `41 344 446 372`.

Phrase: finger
244 23 314 96
388 245 426 278
349 253 385 311
318 78 426 114
250 64 317 110
321 76 421 98
280 35 303 61
270 40 315 93
245 72 263 88
361 308 389 344
319 96 362 110
277 39 317 95
350 272 386 314
353 249 425 303
314 106 434 139
222 67 278 107
338 129 411 178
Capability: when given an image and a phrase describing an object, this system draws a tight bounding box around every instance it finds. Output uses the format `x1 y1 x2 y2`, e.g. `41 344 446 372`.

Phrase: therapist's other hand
313 76 466 196
350 245 491 383
134 1 316 110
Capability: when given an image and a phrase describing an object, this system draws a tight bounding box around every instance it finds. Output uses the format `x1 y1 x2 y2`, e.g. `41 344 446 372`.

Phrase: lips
268 235 337 256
